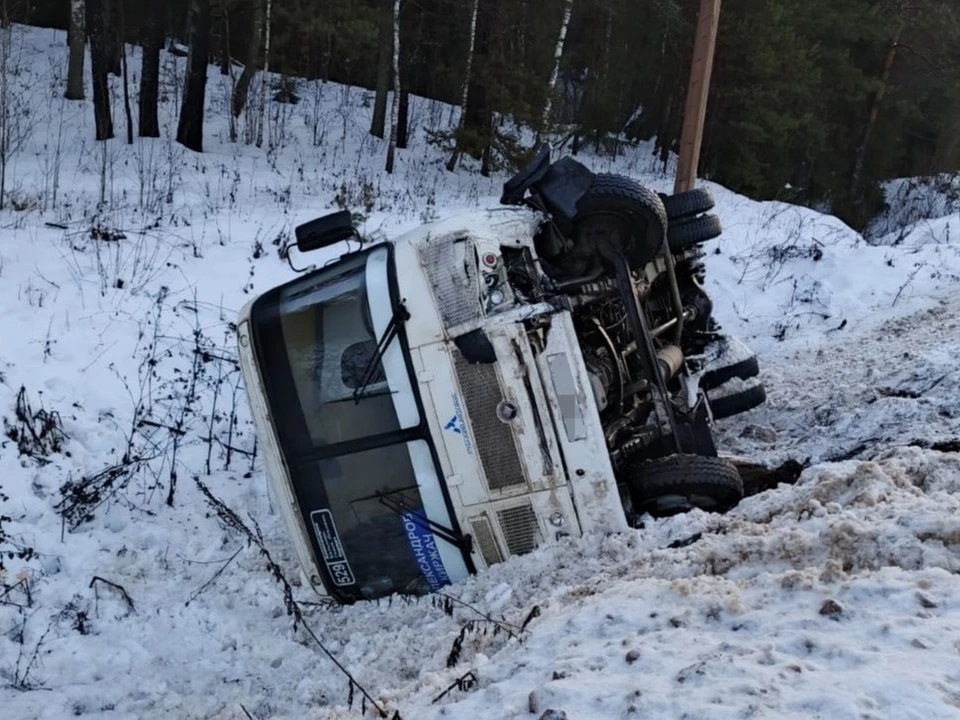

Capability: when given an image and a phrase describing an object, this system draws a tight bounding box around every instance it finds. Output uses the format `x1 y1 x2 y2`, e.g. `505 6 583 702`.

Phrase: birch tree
255 0 272 148
445 0 479 171
370 4 391 139
119 0 133 144
231 0 263 141
66 0 85 100
540 0 574 137
384 0 401 173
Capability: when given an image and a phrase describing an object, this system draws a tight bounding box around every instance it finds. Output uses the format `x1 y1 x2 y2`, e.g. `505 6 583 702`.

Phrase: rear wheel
668 214 723 253
708 382 767 420
701 356 760 392
660 188 715 221
625 453 744 516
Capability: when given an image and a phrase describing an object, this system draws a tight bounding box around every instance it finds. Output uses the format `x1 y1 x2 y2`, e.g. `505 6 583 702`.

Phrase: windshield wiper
373 490 472 553
353 301 410 404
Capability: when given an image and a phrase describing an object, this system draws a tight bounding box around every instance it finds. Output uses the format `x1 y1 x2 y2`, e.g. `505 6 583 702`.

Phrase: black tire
700 356 760 392
576 174 668 268
581 173 669 230
708 383 767 420
668 214 723 253
660 188 715 221
625 453 743 516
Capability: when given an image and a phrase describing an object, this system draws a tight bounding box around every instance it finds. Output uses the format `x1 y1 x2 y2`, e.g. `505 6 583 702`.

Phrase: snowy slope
1 24 959 720
869 174 960 246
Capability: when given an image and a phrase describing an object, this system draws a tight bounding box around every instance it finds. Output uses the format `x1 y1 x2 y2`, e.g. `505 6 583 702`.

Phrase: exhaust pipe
656 345 684 381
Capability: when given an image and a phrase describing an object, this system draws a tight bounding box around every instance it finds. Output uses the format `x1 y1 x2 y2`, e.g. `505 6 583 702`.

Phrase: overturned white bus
237 147 765 603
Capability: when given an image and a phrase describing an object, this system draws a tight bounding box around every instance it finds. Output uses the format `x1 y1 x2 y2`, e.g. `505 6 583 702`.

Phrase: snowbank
869 174 960 244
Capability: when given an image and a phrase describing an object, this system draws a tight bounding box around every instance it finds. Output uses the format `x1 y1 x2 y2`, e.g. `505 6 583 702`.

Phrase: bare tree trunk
66 0 85 100
384 0 400 173
139 0 163 137
397 88 409 148
370 4 391 139
0 20 9 209
851 19 904 195
219 11 230 75
932 93 960 173
601 6 612 134
120 0 133 144
540 0 573 137
87 0 114 140
480 130 492 177
446 0 479 171
255 0 271 148
104 0 121 76
231 0 262 124
177 0 211 152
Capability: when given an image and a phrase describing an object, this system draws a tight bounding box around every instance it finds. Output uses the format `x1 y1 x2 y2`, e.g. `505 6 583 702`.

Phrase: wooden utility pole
674 0 721 194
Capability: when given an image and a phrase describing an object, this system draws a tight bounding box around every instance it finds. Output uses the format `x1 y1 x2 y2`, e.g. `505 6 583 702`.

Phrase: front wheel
574 173 669 269
624 453 744 517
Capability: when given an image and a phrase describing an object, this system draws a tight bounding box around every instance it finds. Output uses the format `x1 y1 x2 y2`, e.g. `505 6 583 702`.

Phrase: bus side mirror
295 210 356 252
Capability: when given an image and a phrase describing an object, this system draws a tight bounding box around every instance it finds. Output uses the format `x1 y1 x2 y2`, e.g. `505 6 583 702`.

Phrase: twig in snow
165 297 205 506
0 578 31 609
892 263 924 307
185 546 243 606
204 327 229 476
432 670 478 704
203 435 256 458
138 419 187 436
89 576 136 614
520 605 541 633
431 592 525 639
10 614 53 691
224 372 245 470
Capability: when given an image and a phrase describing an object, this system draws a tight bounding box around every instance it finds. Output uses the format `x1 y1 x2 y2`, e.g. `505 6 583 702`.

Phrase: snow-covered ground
868 174 960 246
1 24 959 720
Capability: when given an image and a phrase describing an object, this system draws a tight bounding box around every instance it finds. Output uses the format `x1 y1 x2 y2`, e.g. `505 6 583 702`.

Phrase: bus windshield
249 246 467 601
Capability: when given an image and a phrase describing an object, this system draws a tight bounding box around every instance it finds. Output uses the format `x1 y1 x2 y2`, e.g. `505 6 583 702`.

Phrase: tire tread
660 188 715 220
668 214 723 253
626 453 744 513
708 383 767 420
